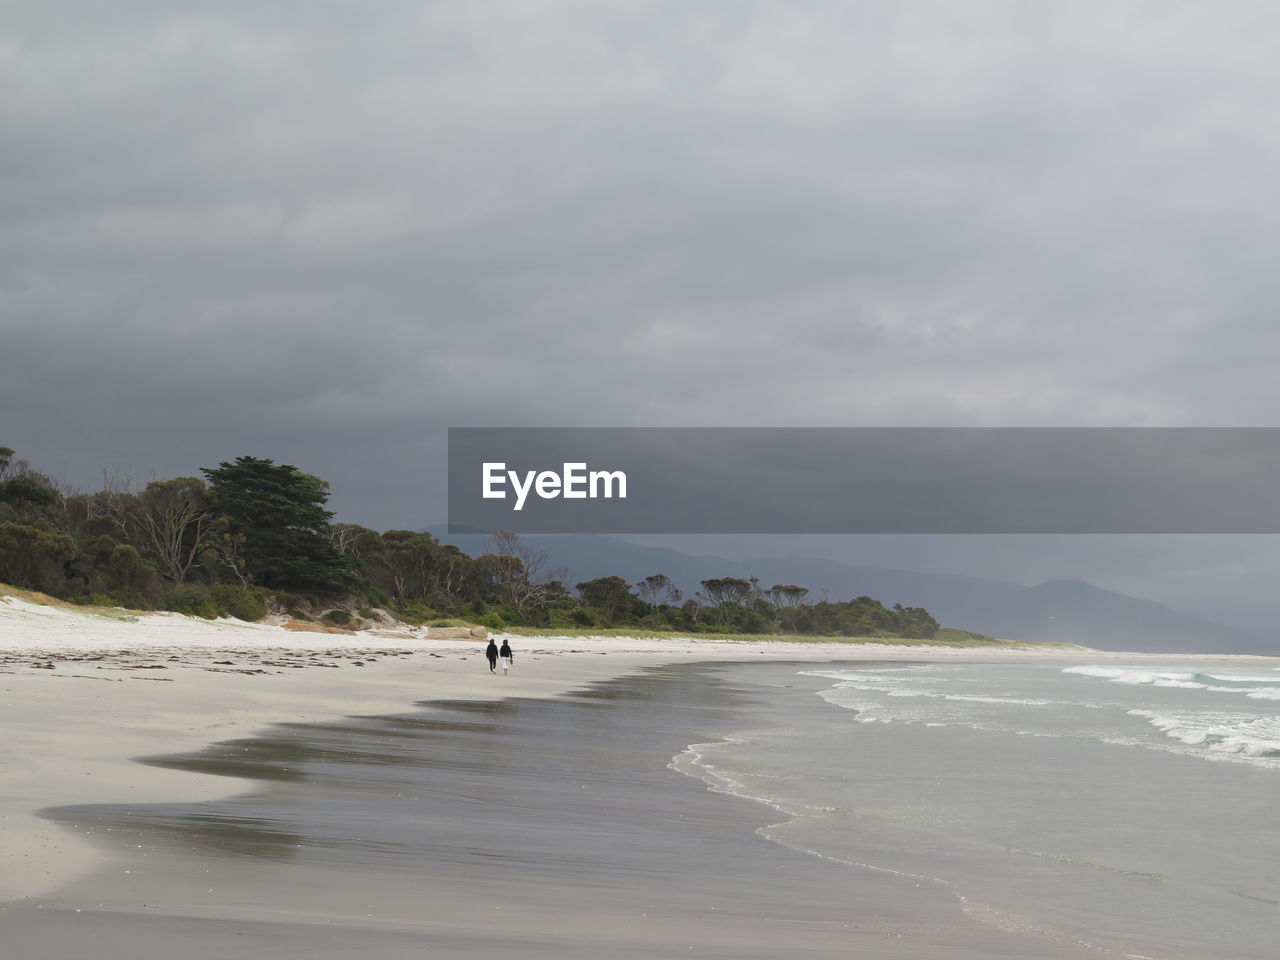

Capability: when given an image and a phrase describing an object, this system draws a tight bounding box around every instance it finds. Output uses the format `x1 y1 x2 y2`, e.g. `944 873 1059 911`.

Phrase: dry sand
1 592 1258 904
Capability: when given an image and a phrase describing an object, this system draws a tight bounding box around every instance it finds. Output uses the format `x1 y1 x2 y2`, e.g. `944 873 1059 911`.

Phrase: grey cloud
5 2 1280 581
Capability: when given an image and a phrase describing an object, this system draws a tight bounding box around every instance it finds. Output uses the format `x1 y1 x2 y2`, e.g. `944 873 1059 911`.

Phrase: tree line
0 448 944 638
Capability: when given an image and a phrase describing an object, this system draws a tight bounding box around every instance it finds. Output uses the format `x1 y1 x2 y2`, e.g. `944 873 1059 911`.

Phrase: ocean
8 656 1278 958
681 658 1280 959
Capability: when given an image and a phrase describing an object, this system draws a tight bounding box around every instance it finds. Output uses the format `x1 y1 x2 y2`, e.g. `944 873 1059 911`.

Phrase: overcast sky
6 2 1280 627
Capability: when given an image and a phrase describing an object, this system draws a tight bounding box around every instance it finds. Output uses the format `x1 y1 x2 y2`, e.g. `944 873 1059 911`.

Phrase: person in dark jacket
499 639 514 675
485 638 499 673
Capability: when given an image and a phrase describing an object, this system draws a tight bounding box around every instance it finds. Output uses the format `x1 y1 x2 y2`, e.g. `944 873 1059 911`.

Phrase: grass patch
0 582 145 621
490 624 1018 646
495 625 692 639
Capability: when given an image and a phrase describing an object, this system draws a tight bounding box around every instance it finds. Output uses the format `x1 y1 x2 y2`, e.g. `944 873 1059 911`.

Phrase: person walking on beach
499 639 514 675
485 638 499 673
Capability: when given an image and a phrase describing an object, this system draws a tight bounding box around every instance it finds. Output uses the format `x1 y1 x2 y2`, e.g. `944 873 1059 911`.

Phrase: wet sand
3 666 1109 959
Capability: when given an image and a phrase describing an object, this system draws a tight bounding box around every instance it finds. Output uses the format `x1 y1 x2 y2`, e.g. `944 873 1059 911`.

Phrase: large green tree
201 456 360 593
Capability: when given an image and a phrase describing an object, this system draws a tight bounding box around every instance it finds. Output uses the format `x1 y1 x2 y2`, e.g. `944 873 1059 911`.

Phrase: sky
5 2 1280 631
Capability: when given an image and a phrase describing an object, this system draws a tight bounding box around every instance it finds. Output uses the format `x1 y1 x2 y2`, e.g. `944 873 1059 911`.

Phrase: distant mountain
425 528 1270 654
965 578 1267 653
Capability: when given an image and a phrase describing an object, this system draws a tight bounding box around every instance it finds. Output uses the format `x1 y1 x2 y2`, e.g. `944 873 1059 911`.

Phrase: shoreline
3 593 1275 904
8 662 1109 960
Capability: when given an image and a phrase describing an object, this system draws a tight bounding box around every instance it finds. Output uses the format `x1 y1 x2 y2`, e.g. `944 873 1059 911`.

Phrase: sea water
677 659 1280 960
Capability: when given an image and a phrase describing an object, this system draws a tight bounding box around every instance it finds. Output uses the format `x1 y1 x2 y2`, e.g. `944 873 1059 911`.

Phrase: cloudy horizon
6 3 1280 636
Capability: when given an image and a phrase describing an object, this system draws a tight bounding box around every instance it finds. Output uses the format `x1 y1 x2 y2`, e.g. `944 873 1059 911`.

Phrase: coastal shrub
358 607 377 621
287 606 314 622
476 611 504 629
0 521 76 594
694 622 738 634
106 544 145 587
399 600 439 623
545 610 573 627
165 583 218 619
0 475 61 520
570 609 595 627
379 599 430 624
211 583 267 621
324 609 352 627
933 627 994 644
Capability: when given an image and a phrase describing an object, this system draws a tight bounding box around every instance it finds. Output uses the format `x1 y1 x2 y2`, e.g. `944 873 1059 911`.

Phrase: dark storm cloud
5 0 1280 552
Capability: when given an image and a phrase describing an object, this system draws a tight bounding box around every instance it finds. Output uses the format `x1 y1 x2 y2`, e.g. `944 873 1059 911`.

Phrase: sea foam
1128 709 1280 760
1062 665 1197 685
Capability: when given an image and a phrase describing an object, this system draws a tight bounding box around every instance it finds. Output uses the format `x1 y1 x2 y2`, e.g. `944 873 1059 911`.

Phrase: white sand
2 592 1268 903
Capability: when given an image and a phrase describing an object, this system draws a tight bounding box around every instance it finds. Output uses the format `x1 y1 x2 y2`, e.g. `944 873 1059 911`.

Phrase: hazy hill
428 529 1268 654
977 578 1267 653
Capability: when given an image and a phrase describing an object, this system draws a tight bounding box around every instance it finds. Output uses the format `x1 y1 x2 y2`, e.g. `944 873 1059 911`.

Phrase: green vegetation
0 445 997 642
495 625 1020 646
202 456 361 594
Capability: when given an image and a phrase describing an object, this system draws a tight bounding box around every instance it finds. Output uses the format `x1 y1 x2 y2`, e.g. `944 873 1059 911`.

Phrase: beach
4 594 1277 958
